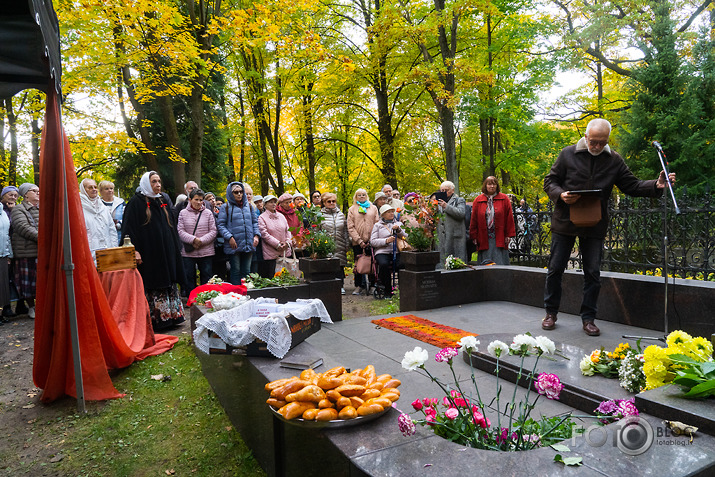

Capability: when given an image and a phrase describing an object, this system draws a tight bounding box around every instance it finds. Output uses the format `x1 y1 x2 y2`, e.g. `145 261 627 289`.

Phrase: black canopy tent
0 0 61 98
0 0 85 411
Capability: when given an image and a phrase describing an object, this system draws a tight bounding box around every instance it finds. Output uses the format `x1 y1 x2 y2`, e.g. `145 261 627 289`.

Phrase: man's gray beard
587 147 602 156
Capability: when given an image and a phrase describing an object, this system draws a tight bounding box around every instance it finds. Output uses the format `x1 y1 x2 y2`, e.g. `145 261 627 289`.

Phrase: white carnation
487 340 509 358
534 336 556 355
457 336 480 353
402 346 429 371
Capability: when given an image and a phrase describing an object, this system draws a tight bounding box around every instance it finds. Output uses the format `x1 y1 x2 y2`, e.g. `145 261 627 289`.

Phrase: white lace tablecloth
193 297 332 358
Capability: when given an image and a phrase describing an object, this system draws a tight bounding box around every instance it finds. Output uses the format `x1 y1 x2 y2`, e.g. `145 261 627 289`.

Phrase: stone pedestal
401 251 440 272
399 270 441 311
299 257 343 321
299 257 341 281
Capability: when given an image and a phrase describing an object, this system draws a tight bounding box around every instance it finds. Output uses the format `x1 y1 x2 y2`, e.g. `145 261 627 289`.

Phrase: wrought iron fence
509 187 715 280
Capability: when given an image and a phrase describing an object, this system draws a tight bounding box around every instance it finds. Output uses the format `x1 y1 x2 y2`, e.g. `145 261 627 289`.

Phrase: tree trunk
31 117 41 183
157 95 185 195
219 92 236 182
4 98 19 185
0 109 6 186
187 85 204 187
302 81 317 193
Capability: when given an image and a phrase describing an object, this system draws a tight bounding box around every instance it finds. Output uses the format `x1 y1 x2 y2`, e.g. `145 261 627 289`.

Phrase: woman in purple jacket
178 188 217 293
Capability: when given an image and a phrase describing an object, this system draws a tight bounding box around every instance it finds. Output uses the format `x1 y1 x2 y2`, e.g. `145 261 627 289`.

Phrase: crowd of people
0 174 527 329
1 119 673 335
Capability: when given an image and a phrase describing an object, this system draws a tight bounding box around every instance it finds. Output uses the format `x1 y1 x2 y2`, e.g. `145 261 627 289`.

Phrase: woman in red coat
469 176 516 265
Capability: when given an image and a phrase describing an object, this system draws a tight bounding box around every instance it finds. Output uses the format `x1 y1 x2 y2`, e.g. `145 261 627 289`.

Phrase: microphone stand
623 142 680 344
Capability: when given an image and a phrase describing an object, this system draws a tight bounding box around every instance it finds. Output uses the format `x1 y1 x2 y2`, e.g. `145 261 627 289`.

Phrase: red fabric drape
33 87 177 403
186 283 247 307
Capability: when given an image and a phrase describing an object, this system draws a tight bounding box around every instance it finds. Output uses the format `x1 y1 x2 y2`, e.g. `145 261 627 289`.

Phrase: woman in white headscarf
122 171 185 331
79 178 117 259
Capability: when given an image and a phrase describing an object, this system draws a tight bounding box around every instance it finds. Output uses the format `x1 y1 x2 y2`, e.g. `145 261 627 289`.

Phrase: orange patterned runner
371 315 477 349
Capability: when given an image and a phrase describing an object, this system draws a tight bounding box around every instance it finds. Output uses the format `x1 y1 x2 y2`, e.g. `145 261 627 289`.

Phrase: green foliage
304 229 336 259
670 354 715 398
245 270 300 288
56 337 265 476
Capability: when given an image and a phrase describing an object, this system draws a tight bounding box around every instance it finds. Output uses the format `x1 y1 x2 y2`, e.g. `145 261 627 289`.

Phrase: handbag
396 237 413 252
569 197 601 227
183 209 204 253
276 249 301 278
355 253 372 274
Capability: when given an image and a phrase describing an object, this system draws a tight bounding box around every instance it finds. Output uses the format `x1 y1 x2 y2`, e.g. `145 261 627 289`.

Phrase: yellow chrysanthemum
688 337 714 362
666 330 692 348
590 350 601 363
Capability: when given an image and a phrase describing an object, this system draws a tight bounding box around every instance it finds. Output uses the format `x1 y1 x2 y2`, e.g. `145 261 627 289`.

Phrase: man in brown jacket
542 119 675 336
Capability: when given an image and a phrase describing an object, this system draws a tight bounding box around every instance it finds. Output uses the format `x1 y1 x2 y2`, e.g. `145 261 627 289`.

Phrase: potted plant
401 195 442 271
296 207 340 281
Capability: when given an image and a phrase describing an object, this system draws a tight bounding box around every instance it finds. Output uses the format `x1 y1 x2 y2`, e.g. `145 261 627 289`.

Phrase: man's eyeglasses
326 200 336 203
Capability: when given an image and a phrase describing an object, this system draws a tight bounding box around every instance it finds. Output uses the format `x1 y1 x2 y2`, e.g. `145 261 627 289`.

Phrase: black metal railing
509 187 715 280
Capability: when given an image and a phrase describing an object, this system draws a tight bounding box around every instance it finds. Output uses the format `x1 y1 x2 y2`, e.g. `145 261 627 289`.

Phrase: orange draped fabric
33 88 177 403
99 269 178 361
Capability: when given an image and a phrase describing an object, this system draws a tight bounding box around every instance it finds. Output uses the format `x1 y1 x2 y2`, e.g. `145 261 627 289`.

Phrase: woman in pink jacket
178 189 217 292
258 195 292 277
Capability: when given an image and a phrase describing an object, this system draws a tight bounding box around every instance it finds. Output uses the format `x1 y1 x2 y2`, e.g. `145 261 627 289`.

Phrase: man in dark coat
542 118 675 336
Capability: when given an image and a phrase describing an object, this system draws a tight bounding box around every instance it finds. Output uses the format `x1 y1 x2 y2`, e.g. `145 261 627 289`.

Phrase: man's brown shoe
542 313 557 330
583 321 600 336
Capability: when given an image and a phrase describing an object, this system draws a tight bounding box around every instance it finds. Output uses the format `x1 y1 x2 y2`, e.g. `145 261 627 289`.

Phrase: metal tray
269 405 391 429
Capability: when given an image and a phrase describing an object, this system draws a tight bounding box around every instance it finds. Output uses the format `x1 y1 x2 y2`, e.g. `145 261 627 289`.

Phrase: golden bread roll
336 396 352 410
315 408 339 421
271 379 310 400
318 399 335 409
357 403 385 416
338 405 358 419
342 374 368 386
279 401 317 420
364 397 392 409
285 384 326 403
335 384 366 397
349 396 365 408
266 398 287 408
368 382 384 391
300 369 318 382
376 374 392 384
265 376 297 391
317 375 343 390
302 408 319 420
382 379 401 389
326 390 342 402
359 389 381 400
324 366 346 378
360 365 377 385
381 387 401 397
381 392 400 402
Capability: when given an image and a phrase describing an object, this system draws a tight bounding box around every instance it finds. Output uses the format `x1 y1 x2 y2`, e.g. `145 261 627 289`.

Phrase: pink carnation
445 408 459 420
424 406 437 425
534 373 563 400
398 413 416 436
435 347 459 363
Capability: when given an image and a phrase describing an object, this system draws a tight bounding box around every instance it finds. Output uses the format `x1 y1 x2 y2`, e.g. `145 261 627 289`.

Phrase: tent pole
56 98 85 413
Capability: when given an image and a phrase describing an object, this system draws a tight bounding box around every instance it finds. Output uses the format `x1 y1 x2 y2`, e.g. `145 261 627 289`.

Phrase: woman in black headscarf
122 171 185 331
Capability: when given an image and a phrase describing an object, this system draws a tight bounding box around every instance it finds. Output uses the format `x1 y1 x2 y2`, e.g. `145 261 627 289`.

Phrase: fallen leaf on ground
50 453 65 463
151 374 164 381
165 469 175 475
22 404 35 409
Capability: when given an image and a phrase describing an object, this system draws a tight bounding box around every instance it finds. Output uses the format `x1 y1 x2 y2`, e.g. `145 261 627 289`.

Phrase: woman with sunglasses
217 182 260 284
320 192 349 294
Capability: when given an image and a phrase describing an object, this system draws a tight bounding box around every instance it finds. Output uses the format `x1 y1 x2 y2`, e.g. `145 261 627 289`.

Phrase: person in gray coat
436 181 467 266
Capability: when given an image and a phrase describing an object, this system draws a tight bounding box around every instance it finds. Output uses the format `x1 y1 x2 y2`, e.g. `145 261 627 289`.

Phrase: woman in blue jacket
217 182 260 284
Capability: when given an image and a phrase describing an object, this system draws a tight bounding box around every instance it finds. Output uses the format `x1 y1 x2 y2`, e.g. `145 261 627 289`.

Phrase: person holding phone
542 118 676 336
436 181 467 265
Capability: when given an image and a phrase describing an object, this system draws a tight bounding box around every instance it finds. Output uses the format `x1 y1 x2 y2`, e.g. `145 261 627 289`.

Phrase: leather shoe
542 313 557 330
583 321 600 336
